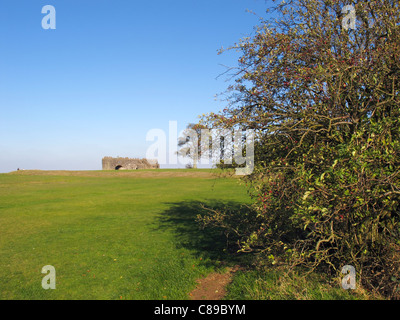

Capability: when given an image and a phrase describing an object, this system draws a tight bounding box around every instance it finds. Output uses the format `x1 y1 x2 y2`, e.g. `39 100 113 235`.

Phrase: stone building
102 157 159 170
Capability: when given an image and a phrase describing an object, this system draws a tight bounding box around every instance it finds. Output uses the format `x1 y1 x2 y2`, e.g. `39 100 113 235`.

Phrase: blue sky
0 0 271 172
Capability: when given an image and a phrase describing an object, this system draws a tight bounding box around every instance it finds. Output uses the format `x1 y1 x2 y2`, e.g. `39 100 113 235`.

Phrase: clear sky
0 0 272 172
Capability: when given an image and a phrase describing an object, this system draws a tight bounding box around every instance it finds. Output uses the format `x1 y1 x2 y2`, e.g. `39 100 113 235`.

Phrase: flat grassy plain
0 169 374 300
0 169 250 300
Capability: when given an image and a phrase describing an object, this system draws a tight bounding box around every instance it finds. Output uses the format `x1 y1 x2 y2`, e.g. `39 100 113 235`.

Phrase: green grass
225 268 376 300
0 169 379 300
0 170 250 300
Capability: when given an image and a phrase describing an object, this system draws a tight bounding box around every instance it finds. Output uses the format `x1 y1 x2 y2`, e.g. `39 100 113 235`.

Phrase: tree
198 0 400 297
177 123 207 169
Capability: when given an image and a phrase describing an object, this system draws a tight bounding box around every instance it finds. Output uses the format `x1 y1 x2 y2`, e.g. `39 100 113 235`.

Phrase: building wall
102 157 159 170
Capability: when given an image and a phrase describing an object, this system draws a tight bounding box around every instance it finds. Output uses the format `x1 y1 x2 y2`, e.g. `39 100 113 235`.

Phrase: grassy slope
0 170 250 300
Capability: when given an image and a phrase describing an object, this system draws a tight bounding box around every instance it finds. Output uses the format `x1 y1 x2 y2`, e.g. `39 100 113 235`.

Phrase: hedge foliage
197 0 400 298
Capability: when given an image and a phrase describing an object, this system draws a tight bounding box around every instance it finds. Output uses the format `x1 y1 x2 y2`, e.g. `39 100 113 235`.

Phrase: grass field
0 169 250 300
0 169 374 300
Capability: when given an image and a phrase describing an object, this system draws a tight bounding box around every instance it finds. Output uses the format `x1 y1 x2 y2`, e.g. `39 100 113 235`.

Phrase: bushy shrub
198 0 400 297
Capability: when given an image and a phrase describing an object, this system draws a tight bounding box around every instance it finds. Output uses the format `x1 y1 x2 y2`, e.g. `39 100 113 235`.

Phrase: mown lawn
0 169 250 300
0 169 375 300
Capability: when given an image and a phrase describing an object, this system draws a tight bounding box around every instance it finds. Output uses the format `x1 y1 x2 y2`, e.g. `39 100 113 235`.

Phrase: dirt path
189 266 240 300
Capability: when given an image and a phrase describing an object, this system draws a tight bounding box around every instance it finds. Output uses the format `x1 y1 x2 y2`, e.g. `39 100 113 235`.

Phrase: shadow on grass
155 200 253 269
